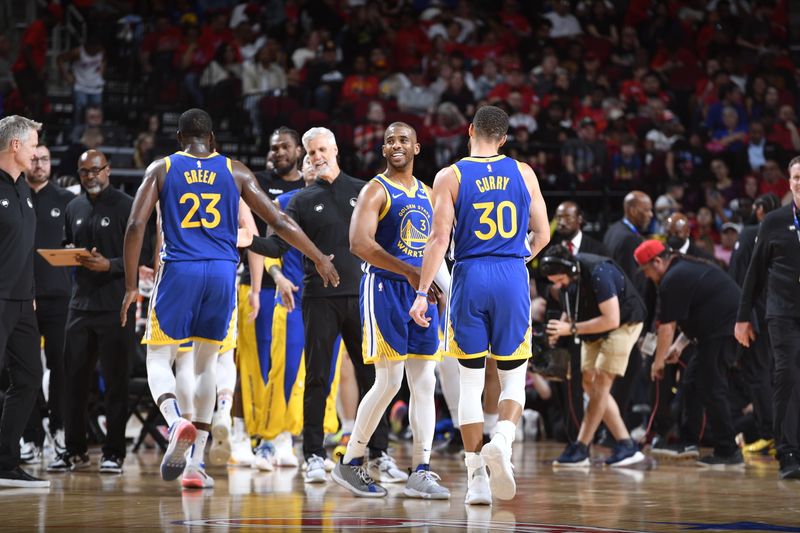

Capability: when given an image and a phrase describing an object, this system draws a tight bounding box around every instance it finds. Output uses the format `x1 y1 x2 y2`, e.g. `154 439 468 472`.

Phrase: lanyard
563 277 581 345
793 203 800 246
621 218 639 235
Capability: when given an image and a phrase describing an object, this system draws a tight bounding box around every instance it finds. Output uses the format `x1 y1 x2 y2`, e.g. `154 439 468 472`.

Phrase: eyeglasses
78 164 108 177
31 157 50 164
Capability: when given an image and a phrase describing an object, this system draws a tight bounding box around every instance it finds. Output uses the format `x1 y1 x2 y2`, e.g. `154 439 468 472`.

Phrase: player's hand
247 290 260 322
276 277 299 312
409 295 431 327
734 321 756 348
120 289 138 327
315 254 339 288
237 227 254 248
651 359 665 381
77 247 111 272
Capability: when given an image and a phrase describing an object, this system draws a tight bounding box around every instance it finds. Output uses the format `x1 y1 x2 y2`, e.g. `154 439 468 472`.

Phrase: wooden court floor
4 441 799 532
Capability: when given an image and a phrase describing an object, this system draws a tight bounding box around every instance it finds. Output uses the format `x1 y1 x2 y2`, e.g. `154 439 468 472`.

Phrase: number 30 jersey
160 151 240 263
450 155 531 261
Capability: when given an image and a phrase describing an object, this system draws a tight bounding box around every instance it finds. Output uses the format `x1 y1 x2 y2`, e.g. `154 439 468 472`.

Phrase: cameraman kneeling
542 245 646 467
635 240 744 468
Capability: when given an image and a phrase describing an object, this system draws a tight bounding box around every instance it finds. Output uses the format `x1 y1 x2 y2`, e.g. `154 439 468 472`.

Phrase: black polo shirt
0 169 36 300
249 172 366 298
64 186 134 312
658 256 740 341
31 181 76 298
738 204 800 321
241 169 305 287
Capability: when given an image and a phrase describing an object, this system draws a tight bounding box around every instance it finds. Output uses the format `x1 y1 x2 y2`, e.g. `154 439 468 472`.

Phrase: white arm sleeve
432 260 451 299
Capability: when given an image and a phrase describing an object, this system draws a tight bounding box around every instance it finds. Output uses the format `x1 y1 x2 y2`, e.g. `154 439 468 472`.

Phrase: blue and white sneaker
605 441 645 467
254 441 275 472
553 442 590 467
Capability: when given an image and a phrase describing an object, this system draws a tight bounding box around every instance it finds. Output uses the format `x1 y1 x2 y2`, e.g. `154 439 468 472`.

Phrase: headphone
539 255 579 277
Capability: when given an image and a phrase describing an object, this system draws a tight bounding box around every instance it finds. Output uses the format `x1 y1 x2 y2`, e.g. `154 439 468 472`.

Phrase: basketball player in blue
333 122 449 499
121 109 338 486
410 106 550 505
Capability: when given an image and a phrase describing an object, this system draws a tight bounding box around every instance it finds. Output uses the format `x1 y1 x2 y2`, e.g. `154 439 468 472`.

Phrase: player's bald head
385 122 417 142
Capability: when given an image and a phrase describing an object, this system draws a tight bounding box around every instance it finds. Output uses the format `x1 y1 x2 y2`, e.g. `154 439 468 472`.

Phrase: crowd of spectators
0 0 795 236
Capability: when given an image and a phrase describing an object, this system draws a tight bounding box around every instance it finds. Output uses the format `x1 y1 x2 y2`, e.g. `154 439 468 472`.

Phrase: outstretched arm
409 166 458 327
121 158 163 325
235 160 339 287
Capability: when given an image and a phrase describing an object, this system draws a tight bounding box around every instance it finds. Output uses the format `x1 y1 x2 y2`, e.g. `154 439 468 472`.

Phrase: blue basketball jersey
160 151 239 263
363 174 432 281
276 189 305 301
451 155 531 261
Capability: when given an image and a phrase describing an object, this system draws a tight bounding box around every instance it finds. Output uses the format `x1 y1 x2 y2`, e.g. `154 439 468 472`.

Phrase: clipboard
37 248 92 267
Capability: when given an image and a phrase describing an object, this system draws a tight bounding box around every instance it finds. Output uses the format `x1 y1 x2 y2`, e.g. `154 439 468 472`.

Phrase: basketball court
6 442 796 532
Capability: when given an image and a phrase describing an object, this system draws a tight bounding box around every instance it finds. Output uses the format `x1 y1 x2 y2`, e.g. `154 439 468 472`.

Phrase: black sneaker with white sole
99 455 124 474
697 450 745 469
0 466 50 488
47 452 91 472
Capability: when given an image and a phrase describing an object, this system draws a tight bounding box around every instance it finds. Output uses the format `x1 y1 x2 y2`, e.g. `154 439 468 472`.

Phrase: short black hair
271 126 301 147
178 108 213 138
472 105 509 141
539 244 579 277
754 193 780 213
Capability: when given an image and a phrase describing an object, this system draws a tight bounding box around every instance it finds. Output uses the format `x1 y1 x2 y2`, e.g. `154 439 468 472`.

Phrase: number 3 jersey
160 151 239 263
450 155 531 261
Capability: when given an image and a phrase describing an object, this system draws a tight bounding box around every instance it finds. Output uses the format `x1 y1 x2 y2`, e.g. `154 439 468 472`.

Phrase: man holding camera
542 244 646 467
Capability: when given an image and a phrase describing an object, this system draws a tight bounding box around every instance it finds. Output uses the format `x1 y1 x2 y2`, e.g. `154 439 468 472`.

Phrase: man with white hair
246 127 403 485
0 115 50 487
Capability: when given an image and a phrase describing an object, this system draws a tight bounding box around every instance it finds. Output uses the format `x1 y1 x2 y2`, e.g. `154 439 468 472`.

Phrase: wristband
415 290 428 298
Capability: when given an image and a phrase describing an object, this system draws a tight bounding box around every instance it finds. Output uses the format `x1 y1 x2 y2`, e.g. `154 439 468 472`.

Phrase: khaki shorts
581 322 643 377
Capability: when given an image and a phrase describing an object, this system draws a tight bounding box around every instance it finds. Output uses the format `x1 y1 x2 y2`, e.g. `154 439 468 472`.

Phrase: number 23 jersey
450 154 531 261
160 151 240 262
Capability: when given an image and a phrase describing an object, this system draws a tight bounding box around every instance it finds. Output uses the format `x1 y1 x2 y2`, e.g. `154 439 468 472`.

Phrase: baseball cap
721 222 742 233
634 239 666 266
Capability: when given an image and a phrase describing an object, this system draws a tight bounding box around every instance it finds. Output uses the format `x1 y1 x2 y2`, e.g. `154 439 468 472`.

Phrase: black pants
22 296 70 446
767 317 800 458
0 299 42 470
63 308 133 458
301 296 388 459
739 316 774 441
685 336 738 455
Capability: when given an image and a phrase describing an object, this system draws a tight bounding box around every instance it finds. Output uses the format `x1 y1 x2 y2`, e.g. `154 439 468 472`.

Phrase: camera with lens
529 309 571 381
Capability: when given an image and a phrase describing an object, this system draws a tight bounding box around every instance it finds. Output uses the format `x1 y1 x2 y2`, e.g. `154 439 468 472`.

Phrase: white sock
465 451 484 479
407 358 437 467
233 417 246 439
484 412 498 436
189 429 209 466
159 398 182 428
493 420 516 450
437 356 460 428
193 341 220 425
341 418 355 434
343 358 404 464
217 392 233 417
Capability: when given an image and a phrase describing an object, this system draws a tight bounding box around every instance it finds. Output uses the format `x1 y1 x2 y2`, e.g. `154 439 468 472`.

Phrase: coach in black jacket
247 127 391 472
736 158 800 480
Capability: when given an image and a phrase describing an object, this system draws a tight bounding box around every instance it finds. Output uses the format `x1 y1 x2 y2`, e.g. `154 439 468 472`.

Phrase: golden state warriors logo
397 204 430 258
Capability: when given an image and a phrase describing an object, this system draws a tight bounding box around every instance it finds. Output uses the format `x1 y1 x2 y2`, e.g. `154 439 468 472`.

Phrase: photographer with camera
542 244 646 467
635 239 745 468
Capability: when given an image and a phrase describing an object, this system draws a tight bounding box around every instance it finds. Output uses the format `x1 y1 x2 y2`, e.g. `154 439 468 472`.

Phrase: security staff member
47 150 149 474
0 115 49 488
637 240 744 468
22 143 75 455
247 127 394 475
728 193 780 456
736 156 800 480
